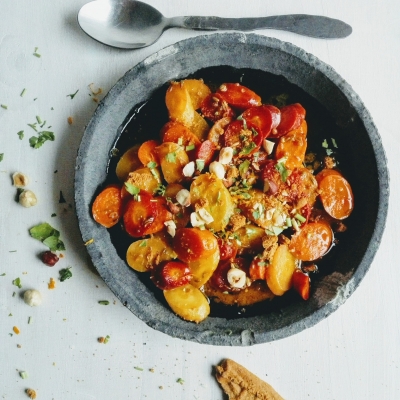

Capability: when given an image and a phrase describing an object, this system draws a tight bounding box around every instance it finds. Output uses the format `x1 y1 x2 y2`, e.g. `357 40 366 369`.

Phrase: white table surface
0 1 398 399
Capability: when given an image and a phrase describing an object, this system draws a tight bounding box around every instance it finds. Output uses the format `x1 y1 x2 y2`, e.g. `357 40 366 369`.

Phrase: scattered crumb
48 277 56 289
67 116 73 125
98 337 105 343
26 389 37 399
13 326 20 334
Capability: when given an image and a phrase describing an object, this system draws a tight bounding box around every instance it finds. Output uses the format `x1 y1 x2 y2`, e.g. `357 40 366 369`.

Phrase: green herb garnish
134 366 143 371
103 335 110 344
154 184 166 196
252 210 260 220
124 182 140 199
20 88 26 97
185 144 195 151
275 159 289 182
59 267 72 282
12 278 22 289
196 159 205 172
17 131 24 140
331 138 338 148
0 153 3 162
29 222 66 251
166 152 176 163
239 142 256 156
19 371 28 379
238 160 250 177
29 131 55 149
147 161 157 169
139 240 147 248
1 104 8 109
98 300 109 305
67 89 79 99
177 378 185 385
322 139 328 148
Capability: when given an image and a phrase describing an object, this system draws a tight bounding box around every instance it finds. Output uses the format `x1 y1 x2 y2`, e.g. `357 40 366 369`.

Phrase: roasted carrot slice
316 170 354 219
289 221 333 261
92 184 122 228
275 120 308 170
162 122 201 148
138 140 160 166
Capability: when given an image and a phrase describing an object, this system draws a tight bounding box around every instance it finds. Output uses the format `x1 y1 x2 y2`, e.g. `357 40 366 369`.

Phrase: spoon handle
178 15 352 39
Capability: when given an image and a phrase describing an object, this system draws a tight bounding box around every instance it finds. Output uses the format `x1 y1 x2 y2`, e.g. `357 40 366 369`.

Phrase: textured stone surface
74 33 389 346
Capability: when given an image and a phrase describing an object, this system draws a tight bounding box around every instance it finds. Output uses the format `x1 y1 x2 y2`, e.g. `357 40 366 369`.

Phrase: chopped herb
19 371 28 379
84 238 94 246
331 138 338 148
36 115 42 124
237 115 247 130
8 313 12 316
12 278 22 289
286 217 292 227
275 160 289 182
326 148 333 156
252 210 260 220
59 267 72 282
67 89 79 99
12 292 16 297
0 153 3 162
0 273 5 276
322 139 328 148
51 213 57 217
295 213 306 223
239 142 256 156
238 160 250 177
98 300 109 305
9 250 17 253
29 131 55 149
59 191 66 203
1 104 8 109
272 226 284 235
166 152 176 163
124 182 140 198
139 240 147 248
33 51 41 58
185 144 195 151
28 316 32 324
251 127 258 137
154 184 166 196
27 123 38 132
147 161 157 169
177 378 185 385
17 131 24 140
134 366 143 371
196 159 205 172
110 148 119 157
103 335 110 344
29 222 66 251
20 88 26 97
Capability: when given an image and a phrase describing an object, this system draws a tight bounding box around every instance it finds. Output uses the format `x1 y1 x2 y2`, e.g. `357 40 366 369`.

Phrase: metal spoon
78 0 352 49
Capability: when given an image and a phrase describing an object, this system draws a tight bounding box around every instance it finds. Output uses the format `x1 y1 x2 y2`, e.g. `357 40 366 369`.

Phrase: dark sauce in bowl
102 66 354 319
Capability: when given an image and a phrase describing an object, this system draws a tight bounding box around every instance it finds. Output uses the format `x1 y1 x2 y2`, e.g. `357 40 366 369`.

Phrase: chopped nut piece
24 289 42 306
219 147 234 164
48 277 56 289
262 139 275 155
164 220 177 237
262 235 278 261
176 189 191 207
13 326 20 334
209 161 225 179
227 268 246 289
229 214 246 232
324 156 336 169
26 389 37 399
98 337 105 343
182 161 195 177
19 190 37 207
12 172 29 187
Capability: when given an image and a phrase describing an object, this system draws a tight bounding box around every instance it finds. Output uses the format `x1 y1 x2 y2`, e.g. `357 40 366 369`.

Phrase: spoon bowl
78 0 352 49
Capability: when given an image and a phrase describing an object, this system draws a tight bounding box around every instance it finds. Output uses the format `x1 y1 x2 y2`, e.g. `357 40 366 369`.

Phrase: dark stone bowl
74 33 389 345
